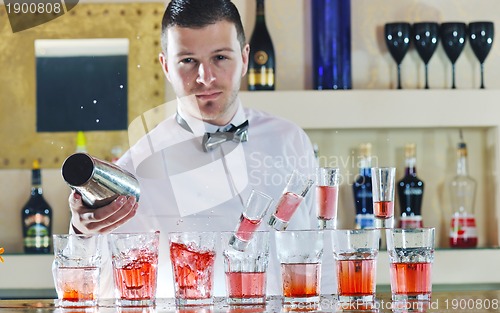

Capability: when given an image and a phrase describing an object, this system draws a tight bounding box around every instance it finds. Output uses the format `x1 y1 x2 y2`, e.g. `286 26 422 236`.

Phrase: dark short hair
161 0 246 52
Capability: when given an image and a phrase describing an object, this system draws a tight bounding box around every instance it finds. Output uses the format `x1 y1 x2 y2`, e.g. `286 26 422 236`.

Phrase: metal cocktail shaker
61 153 140 208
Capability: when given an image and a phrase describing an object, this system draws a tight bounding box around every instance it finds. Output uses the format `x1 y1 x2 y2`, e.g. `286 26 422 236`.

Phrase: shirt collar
176 97 246 135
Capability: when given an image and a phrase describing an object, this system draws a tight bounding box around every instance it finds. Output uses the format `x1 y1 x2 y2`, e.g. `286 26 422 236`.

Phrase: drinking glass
169 231 217 306
371 167 396 228
315 167 340 229
230 190 273 251
468 21 494 89
413 22 439 89
222 231 270 305
268 170 315 231
386 228 435 303
107 231 160 307
52 234 103 308
331 229 380 307
275 230 324 308
384 22 411 89
440 22 467 89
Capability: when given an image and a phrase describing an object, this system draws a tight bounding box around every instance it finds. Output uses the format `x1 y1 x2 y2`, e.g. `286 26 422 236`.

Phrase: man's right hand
69 191 138 234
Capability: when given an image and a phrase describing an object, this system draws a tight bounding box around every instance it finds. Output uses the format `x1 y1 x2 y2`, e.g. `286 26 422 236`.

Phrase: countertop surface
1 291 500 312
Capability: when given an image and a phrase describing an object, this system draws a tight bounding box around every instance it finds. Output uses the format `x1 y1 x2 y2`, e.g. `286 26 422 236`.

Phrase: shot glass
331 229 381 306
386 228 435 303
52 234 103 308
169 231 217 306
316 167 340 229
371 167 396 228
107 231 160 307
268 170 315 231
275 230 324 307
230 190 273 251
222 231 270 305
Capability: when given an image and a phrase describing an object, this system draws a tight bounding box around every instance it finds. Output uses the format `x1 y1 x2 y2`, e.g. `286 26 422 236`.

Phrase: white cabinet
242 89 500 287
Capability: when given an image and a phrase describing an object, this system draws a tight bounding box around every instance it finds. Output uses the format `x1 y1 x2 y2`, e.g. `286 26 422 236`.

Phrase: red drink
390 262 432 298
235 214 261 241
281 263 320 299
274 192 303 222
374 200 394 218
113 251 158 301
316 185 338 220
337 259 376 297
55 266 99 307
225 271 266 300
170 242 216 300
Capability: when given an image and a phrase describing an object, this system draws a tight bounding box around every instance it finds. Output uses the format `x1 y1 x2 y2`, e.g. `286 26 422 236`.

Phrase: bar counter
1 290 499 312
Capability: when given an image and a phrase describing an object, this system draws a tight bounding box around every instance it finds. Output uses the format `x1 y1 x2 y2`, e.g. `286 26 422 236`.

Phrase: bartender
68 0 328 298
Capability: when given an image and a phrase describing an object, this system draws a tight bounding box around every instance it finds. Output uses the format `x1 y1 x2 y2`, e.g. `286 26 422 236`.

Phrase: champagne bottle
449 131 478 248
21 160 52 254
397 143 424 228
247 0 275 91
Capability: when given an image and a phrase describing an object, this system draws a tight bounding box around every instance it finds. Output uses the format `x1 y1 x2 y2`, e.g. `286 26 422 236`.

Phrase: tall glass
108 231 159 307
275 230 324 308
268 170 314 231
371 167 396 228
386 228 435 303
169 231 217 306
222 231 270 305
316 167 340 229
230 190 273 251
331 229 380 306
52 234 103 308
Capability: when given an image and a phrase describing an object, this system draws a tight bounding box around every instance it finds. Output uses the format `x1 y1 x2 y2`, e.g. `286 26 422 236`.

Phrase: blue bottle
312 0 352 90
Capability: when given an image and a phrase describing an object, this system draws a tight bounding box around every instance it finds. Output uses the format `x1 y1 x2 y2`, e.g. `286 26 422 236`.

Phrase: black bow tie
202 120 249 152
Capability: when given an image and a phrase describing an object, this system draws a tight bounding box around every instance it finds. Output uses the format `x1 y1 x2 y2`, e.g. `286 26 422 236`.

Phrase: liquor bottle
397 143 424 228
22 160 52 254
352 143 374 228
247 0 275 91
312 0 352 90
76 131 87 153
449 132 478 248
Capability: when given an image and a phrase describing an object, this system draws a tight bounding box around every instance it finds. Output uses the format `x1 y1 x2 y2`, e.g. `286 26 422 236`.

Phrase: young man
68 0 322 297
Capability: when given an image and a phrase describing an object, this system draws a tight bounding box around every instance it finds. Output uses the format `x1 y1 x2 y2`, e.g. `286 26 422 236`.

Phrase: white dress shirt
96 97 335 298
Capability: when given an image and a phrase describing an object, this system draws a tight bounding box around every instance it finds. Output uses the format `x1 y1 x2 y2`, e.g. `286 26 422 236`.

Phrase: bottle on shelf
397 143 424 228
76 130 87 153
449 131 478 248
21 159 52 254
247 0 275 91
352 143 374 228
311 0 352 90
